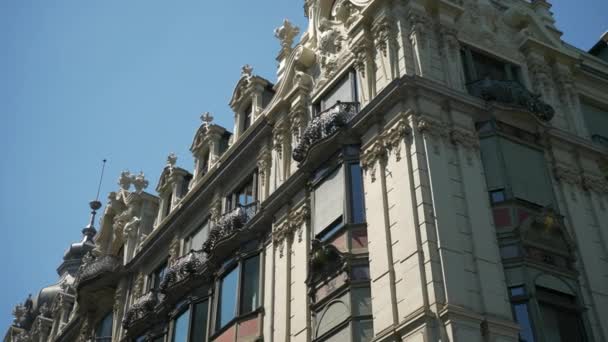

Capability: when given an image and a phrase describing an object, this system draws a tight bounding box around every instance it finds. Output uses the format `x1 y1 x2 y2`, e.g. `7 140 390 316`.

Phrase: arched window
95 312 113 342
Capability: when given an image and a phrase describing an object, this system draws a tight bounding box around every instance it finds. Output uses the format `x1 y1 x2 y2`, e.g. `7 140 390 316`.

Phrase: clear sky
0 0 605 330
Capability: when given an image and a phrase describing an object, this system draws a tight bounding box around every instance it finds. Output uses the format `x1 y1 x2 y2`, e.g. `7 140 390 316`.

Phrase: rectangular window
313 166 345 236
242 104 252 132
172 308 190 342
537 287 586 342
165 192 173 218
348 163 365 224
184 220 210 254
581 101 608 147
216 266 239 330
240 255 260 314
508 286 535 342
461 47 519 85
190 300 209 342
320 70 358 111
225 172 258 212
479 135 554 207
149 261 168 291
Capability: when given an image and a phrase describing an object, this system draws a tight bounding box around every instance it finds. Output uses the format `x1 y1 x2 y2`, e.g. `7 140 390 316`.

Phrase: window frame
477 120 556 208
183 217 211 255
94 311 114 342
313 69 359 115
168 294 212 342
312 148 367 243
460 45 521 85
148 259 168 292
224 170 259 213
211 251 263 337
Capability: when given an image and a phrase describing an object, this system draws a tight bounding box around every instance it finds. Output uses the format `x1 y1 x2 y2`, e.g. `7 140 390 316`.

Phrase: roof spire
82 159 106 243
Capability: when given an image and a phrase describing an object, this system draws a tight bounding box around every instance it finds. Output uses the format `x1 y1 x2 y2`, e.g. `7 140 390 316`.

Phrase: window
184 220 210 254
318 70 358 112
581 101 608 147
149 260 168 292
509 287 535 342
198 150 210 177
461 46 520 85
313 158 366 241
215 254 261 331
164 192 173 218
242 104 252 132
225 172 258 212
478 122 555 207
311 270 373 342
95 312 113 342
169 298 210 342
172 308 190 342
537 287 586 342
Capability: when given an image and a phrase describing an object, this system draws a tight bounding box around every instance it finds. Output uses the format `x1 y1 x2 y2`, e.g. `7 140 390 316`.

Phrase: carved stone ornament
553 165 581 185
14 331 31 342
372 16 394 56
383 118 413 161
317 18 345 80
350 38 372 77
582 174 608 194
332 0 362 28
168 237 181 263
241 64 253 78
450 128 480 150
273 204 310 257
274 19 300 54
273 120 288 154
416 118 449 138
361 139 387 183
118 171 148 193
408 11 430 48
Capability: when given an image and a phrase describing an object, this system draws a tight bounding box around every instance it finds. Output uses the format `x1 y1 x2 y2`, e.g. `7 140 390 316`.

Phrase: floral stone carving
292 102 359 162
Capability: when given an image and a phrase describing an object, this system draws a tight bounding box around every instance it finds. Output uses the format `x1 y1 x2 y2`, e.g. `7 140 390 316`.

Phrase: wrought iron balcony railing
160 249 207 292
122 290 163 329
76 255 121 286
203 202 259 255
467 79 554 122
292 101 359 162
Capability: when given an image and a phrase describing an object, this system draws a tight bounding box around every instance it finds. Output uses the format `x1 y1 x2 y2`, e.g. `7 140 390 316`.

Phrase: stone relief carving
317 18 345 81
273 204 310 257
274 19 300 55
372 16 395 56
553 165 582 185
332 0 362 28
362 118 413 182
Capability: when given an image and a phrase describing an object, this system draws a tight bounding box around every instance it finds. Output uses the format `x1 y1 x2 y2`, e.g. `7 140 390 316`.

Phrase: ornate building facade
5 0 608 341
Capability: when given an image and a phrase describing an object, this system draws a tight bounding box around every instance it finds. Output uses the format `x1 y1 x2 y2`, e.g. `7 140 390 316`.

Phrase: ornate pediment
228 65 273 112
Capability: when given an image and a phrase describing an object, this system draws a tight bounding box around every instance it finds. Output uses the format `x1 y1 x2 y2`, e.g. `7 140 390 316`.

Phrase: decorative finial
241 64 253 77
132 171 149 193
274 19 300 51
167 153 177 168
119 170 133 190
200 112 214 127
83 159 107 243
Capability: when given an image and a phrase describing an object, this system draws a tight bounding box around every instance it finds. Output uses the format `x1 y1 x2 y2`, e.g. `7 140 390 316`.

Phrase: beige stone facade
5 1 608 342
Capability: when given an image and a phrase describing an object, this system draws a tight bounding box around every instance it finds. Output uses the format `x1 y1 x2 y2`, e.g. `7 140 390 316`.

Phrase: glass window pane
95 312 113 340
349 163 365 223
353 320 374 342
321 73 354 111
240 255 260 314
512 303 535 342
314 166 345 235
172 308 190 342
352 287 372 316
190 300 209 342
217 266 239 329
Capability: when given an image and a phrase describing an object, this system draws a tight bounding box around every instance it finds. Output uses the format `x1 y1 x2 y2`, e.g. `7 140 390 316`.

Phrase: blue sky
0 0 605 330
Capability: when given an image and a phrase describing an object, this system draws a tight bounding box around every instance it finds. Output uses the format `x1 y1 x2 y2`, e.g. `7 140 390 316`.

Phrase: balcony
76 254 122 290
292 102 359 163
203 202 258 256
467 79 554 122
122 290 163 330
160 249 209 298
